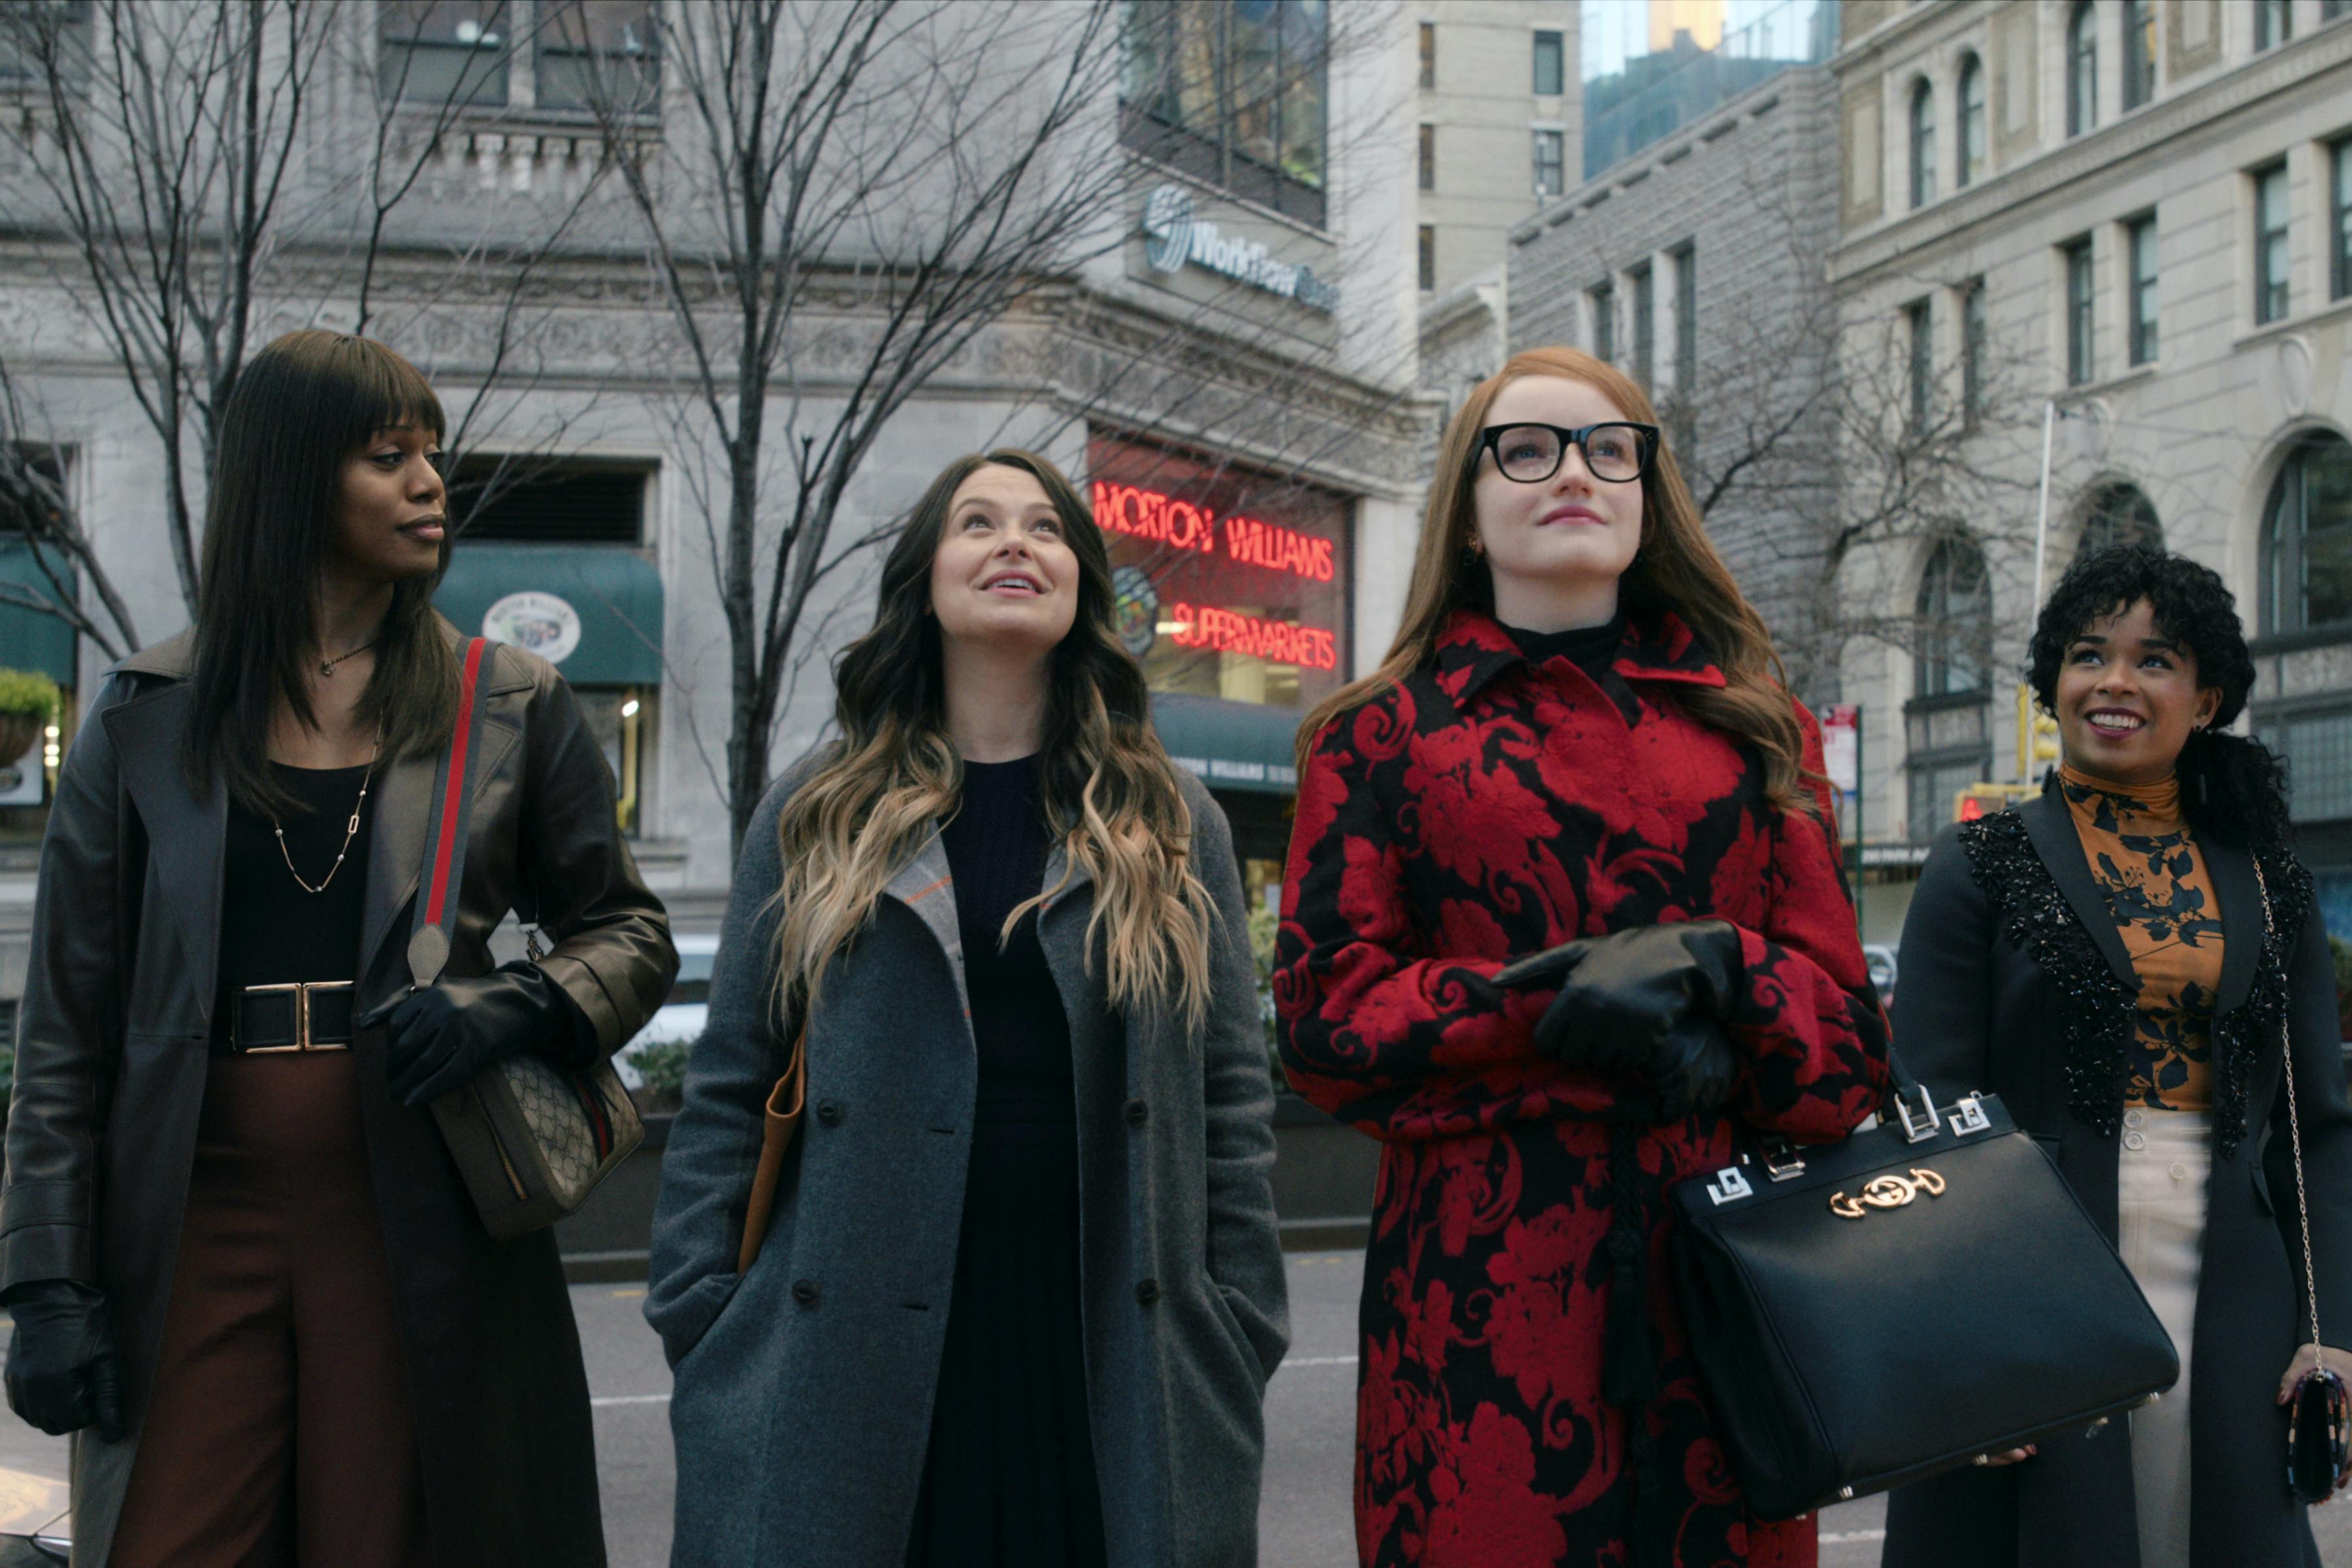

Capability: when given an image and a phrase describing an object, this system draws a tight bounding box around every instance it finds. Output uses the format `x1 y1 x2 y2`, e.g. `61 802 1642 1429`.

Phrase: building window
1961 279 1987 423
1120 0 1330 227
2263 433 2352 636
1908 80 1936 208
451 459 647 544
2126 215 2159 365
2332 138 2351 301
2066 1 2097 137
1532 128 1564 197
1418 123 1435 191
535 0 657 113
2121 0 2155 109
380 0 511 106
1630 263 1655 389
2080 482 2163 559
2255 161 2291 325
1417 225 1435 291
2326 1 2351 20
0 0 89 87
1906 299 1934 430
1908 535 1992 839
1088 433 1353 715
1916 536 1991 696
1532 28 1564 95
1957 54 1985 189
1590 280 1615 361
1419 20 1434 90
1672 243 1697 416
438 458 662 834
2063 237 2095 385
2255 0 2293 50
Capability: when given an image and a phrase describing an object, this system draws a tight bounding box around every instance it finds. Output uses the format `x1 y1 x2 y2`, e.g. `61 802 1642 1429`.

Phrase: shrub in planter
628 1036 691 1115
0 670 57 768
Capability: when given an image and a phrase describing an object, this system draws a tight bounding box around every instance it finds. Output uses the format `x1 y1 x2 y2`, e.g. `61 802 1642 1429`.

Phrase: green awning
434 544 664 685
1149 693 1303 795
0 542 79 685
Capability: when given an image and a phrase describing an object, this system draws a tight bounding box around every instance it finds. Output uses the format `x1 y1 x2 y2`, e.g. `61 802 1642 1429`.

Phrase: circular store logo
1111 566 1160 659
1141 185 1194 274
483 591 582 664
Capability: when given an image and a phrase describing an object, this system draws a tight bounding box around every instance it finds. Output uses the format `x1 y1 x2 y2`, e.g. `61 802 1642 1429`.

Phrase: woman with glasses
1277 346 1888 1566
1881 547 2352 1568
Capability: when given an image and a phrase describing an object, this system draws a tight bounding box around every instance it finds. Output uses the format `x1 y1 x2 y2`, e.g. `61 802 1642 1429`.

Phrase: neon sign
1092 481 1215 554
1090 481 1335 583
1166 603 1338 671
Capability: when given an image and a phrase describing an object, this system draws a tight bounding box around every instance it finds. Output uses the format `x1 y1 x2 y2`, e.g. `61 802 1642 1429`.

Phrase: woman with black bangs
1882 546 2352 1568
0 329 675 1567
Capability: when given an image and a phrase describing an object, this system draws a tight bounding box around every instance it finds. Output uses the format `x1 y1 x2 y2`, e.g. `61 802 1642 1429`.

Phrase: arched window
2121 0 2155 109
1908 78 1936 208
2066 1 2098 137
1957 54 1986 188
2264 433 2352 636
2079 483 2163 559
1916 536 1991 695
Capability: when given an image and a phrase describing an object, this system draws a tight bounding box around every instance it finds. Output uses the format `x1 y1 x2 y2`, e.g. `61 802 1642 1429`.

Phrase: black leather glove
1497 920 1746 1119
4 1279 122 1441
363 961 595 1108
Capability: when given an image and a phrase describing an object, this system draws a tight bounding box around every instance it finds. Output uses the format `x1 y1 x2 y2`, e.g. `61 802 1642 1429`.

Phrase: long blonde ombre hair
770 450 1217 1028
1299 346 1817 812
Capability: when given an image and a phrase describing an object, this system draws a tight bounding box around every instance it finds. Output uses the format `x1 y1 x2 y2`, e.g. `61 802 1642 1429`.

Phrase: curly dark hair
2026 544 2288 850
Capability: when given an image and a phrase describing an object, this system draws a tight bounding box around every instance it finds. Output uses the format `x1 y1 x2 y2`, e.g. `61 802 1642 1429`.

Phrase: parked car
1863 943 1898 1008
613 932 717 1088
0 1463 69 1564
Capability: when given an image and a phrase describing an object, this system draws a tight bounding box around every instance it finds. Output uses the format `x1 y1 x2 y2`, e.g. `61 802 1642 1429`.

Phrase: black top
938 755 1075 1135
1506 613 1639 723
213 762 377 1042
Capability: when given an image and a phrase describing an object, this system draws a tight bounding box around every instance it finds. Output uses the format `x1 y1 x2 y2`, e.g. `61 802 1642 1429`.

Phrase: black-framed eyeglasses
1476 421 1659 485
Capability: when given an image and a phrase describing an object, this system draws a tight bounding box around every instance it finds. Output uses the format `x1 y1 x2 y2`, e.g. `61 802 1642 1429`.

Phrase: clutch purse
1668 1062 2180 1518
406 637 644 1241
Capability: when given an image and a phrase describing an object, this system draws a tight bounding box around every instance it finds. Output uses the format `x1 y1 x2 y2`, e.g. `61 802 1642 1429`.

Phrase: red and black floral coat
1275 608 1891 1568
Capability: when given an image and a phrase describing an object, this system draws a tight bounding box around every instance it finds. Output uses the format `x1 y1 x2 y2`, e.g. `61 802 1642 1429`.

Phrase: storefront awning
0 542 79 685
434 544 664 686
1149 693 1303 795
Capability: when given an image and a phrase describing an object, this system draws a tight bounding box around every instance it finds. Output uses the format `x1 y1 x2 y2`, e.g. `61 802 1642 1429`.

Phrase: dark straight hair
184 329 460 813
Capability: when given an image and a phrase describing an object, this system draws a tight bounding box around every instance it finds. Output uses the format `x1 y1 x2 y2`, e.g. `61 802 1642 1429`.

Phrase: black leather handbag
1668 1064 2180 1519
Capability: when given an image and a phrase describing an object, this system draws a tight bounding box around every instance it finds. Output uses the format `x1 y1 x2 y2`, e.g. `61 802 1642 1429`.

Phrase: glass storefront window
1087 434 1350 713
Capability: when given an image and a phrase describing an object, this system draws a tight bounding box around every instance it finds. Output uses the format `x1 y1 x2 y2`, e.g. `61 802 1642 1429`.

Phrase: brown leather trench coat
0 621 677 1567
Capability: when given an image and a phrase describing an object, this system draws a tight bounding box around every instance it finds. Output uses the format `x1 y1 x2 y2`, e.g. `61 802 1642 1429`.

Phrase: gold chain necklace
319 640 378 678
272 730 382 895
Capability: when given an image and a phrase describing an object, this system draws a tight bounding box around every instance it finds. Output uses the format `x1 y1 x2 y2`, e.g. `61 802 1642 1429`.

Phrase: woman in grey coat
648 448 1288 1568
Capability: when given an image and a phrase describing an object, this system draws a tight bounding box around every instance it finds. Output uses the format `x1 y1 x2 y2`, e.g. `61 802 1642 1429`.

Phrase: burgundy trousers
110 1051 431 1568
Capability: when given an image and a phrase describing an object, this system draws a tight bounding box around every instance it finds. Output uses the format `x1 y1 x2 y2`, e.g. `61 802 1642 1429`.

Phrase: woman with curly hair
649 449 1287 1567
1882 545 2352 1568
1275 346 1889 1566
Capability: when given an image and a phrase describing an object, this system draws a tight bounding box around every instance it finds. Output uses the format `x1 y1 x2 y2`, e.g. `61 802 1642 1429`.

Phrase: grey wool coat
646 761 1290 1568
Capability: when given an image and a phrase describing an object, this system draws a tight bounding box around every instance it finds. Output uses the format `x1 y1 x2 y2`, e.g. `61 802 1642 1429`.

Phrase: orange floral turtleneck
2059 764 2225 1113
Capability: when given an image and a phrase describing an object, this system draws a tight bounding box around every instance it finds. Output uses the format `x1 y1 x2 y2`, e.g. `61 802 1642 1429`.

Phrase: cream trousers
2117 1107 2208 1568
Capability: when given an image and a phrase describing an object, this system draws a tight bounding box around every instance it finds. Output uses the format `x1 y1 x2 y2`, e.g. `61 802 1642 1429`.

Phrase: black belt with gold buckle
213 981 356 1057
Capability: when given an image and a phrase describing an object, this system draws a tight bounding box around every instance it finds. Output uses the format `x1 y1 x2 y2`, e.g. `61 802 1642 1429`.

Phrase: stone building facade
1829 0 2352 938
0 0 1434 1008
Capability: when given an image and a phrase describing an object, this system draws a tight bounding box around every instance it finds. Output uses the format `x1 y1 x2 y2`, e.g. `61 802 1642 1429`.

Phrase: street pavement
5 1252 2352 1563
